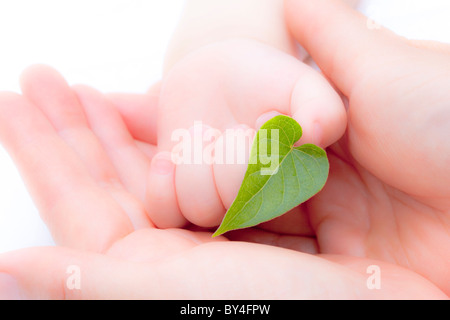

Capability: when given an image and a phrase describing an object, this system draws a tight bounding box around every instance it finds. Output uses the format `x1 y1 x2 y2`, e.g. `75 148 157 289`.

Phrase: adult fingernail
0 273 23 300
151 152 175 175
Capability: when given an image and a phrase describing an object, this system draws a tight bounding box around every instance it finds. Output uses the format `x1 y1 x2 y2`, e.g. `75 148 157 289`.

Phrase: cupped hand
0 65 445 299
284 0 450 295
0 65 161 251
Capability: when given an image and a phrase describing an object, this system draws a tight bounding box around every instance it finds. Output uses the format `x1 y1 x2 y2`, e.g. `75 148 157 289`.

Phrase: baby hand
146 39 347 231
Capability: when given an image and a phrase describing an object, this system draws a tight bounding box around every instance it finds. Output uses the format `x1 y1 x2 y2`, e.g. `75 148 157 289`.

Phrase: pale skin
0 0 449 299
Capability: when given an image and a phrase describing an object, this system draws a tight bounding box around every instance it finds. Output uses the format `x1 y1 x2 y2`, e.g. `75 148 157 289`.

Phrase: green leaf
213 115 329 237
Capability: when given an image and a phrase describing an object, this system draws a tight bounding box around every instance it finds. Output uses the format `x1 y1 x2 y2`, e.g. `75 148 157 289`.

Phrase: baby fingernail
151 152 175 175
0 273 23 300
255 111 283 130
313 122 323 147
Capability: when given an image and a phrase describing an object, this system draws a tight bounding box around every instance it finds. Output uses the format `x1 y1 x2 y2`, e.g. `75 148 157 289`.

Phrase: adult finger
106 81 160 145
0 92 132 252
20 65 121 188
73 85 154 203
21 66 156 229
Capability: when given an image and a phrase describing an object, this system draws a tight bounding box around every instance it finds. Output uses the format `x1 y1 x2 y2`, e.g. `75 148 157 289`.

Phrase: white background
0 0 449 254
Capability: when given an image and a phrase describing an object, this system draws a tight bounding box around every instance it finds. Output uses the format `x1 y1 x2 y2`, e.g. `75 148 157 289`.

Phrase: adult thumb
285 0 450 199
284 0 412 96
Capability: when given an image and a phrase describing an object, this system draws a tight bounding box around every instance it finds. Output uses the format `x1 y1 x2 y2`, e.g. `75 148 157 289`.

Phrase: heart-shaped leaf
213 115 329 237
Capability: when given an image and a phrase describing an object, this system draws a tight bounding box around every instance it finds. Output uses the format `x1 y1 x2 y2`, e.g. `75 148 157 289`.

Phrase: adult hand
284 0 450 296
1 0 449 297
0 65 444 299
